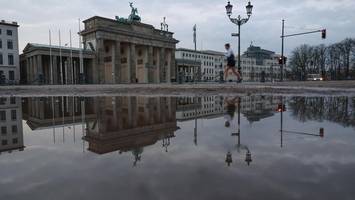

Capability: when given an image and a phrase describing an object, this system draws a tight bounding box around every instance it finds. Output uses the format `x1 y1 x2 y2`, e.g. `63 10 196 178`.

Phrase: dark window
0 53 2 65
8 54 14 65
11 110 16 120
10 97 16 104
1 126 7 135
7 30 12 36
12 125 17 134
0 110 6 121
0 39 2 49
7 40 13 49
0 98 6 105
9 71 14 80
1 140 7 145
0 29 2 35
12 138 18 144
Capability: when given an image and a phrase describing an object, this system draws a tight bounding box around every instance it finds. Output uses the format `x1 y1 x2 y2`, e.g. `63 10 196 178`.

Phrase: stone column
28 57 31 84
52 56 58 84
129 43 136 83
142 46 149 83
68 59 73 84
38 55 43 84
96 39 105 84
170 49 176 83
156 48 161 83
164 49 170 83
59 56 63 85
63 60 67 84
147 46 153 83
159 48 165 82
26 57 31 84
113 41 121 84
38 55 43 75
33 56 38 82
73 60 77 84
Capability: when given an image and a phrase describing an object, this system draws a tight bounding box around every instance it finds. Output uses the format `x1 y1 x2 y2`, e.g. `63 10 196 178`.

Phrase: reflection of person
224 97 237 127
224 44 242 83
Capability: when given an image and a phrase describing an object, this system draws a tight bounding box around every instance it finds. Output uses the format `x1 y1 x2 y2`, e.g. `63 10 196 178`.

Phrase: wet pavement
1 81 355 97
0 95 354 200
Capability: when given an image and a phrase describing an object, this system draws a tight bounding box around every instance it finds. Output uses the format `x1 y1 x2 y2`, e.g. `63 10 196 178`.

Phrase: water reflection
0 95 354 199
289 96 355 127
84 97 178 166
18 95 355 158
0 97 24 155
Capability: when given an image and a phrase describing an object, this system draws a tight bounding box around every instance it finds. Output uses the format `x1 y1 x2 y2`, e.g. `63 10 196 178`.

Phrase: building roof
0 20 19 27
81 16 179 45
25 43 91 52
22 43 95 56
177 48 224 56
243 45 275 58
83 16 159 31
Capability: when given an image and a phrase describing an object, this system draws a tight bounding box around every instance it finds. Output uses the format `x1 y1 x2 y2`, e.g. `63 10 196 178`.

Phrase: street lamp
225 1 253 75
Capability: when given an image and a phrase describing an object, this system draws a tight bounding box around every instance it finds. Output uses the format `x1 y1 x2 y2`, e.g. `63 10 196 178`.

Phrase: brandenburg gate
81 3 179 84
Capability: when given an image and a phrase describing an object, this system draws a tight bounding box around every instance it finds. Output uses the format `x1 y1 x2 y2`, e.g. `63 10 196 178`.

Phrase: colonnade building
20 44 95 85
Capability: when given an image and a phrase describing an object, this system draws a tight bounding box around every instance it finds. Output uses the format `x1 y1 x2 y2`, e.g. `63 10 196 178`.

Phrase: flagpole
49 29 53 84
193 24 197 83
59 30 63 85
78 19 84 84
70 30 74 84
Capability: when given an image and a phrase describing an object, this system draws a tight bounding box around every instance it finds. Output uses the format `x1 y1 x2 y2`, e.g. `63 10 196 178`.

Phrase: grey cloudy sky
1 0 355 55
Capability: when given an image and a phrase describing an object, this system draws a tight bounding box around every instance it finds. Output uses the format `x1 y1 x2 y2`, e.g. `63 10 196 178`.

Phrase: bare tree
289 44 312 80
289 38 355 80
337 38 355 79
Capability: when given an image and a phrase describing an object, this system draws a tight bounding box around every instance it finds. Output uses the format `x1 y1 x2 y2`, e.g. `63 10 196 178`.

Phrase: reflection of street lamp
245 150 252 165
226 97 253 166
225 1 253 74
226 151 233 166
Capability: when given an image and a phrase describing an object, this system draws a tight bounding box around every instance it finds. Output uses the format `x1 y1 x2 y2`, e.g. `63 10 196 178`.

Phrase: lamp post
225 1 253 75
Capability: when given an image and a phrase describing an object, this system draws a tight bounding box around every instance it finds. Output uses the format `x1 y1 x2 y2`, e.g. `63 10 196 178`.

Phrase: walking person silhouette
224 43 242 83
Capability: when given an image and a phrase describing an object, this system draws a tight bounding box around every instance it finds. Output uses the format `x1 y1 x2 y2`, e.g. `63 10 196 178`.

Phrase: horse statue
128 2 141 22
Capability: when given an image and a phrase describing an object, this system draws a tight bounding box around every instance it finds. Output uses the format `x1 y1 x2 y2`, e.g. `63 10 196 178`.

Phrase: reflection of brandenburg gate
81 15 179 84
84 97 178 155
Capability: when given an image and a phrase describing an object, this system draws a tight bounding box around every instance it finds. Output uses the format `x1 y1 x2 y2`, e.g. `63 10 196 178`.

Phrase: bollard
225 152 233 166
219 71 224 83
178 72 184 84
319 128 324 138
245 151 252 166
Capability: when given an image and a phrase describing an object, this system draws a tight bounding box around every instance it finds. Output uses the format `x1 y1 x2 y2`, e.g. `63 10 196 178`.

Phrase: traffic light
321 29 326 39
277 104 286 112
278 56 287 65
278 57 283 65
